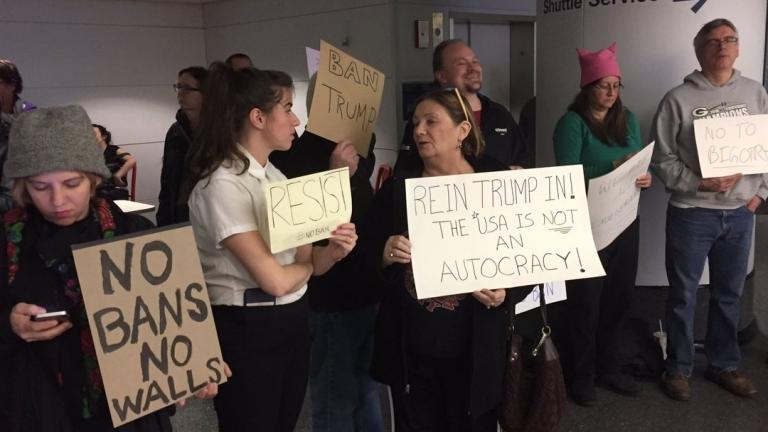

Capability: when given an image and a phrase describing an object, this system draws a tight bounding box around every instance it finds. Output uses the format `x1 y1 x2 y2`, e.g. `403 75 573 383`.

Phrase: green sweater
553 110 642 179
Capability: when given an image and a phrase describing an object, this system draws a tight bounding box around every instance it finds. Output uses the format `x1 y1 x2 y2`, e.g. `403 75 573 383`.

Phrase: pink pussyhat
577 42 621 88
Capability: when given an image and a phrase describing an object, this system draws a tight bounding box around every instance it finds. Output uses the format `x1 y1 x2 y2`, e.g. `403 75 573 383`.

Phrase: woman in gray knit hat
0 105 221 432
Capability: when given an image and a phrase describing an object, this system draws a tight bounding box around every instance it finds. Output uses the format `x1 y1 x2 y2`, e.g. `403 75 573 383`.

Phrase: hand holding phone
10 303 72 342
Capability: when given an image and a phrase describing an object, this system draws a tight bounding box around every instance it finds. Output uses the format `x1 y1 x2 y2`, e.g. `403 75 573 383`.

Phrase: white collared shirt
188 148 307 306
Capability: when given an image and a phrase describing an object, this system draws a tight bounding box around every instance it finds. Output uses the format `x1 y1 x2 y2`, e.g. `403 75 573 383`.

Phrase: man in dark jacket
394 39 528 174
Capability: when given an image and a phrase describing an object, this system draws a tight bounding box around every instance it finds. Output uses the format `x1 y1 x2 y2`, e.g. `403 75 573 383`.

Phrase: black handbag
499 286 567 432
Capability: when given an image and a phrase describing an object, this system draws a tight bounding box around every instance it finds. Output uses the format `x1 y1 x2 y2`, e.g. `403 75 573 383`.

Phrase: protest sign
694 114 768 178
264 167 352 253
587 143 654 251
515 281 567 315
405 165 604 299
306 40 385 155
306 46 320 79
73 225 226 427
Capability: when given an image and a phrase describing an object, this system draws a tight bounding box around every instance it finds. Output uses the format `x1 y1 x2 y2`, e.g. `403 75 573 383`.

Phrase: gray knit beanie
6 105 111 179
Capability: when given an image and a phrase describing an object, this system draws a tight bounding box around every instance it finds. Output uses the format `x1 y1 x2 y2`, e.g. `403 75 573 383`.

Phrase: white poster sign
405 166 605 299
306 46 320 78
515 281 568 315
587 143 654 251
694 114 768 178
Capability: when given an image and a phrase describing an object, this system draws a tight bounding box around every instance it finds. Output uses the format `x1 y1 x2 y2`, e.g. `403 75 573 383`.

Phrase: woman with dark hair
0 106 221 432
92 123 136 200
368 89 529 432
156 66 208 226
553 43 651 406
183 63 357 432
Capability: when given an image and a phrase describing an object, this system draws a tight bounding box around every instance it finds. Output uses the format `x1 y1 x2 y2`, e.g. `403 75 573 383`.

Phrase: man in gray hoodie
651 18 767 402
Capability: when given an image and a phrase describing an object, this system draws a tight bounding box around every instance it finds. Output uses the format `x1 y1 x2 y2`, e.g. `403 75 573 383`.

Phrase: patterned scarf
5 198 116 419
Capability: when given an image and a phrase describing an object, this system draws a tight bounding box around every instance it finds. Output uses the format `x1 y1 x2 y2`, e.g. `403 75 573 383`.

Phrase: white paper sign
405 166 605 299
306 46 320 78
515 281 567 315
587 143 654 251
694 114 768 178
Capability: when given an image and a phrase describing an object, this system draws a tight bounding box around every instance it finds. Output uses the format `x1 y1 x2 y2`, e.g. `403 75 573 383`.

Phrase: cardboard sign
73 225 226 427
587 143 654 250
515 281 568 315
694 114 768 178
264 167 352 253
405 165 605 299
306 40 385 155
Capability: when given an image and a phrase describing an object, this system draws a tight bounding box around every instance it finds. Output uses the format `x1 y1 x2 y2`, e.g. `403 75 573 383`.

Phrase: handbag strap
538 284 548 326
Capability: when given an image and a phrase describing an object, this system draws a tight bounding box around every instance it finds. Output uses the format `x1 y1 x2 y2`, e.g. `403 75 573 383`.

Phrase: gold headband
453 88 470 122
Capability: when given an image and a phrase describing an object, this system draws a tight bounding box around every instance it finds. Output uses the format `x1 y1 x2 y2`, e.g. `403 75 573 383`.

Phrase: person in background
0 59 35 213
368 88 530 431
157 66 208 226
92 123 136 200
553 43 651 406
183 63 357 432
652 18 766 402
394 39 528 175
225 53 253 71
270 75 382 432
0 105 222 432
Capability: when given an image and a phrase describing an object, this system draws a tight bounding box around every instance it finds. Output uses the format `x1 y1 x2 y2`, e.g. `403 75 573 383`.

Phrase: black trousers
563 219 639 383
390 352 497 432
211 297 310 432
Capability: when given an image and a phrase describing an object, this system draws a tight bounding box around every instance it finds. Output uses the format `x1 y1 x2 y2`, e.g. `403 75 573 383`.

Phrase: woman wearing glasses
157 66 208 227
553 43 651 406
367 89 527 431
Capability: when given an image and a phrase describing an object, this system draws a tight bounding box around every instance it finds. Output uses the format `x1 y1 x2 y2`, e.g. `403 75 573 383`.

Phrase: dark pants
309 305 383 432
564 219 639 384
211 298 310 432
390 352 497 432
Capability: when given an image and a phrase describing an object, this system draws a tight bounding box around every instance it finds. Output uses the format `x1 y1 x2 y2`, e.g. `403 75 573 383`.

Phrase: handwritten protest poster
306 40 385 155
406 166 605 299
73 225 226 427
694 114 768 178
515 281 567 315
264 167 352 253
587 143 654 251
306 46 320 78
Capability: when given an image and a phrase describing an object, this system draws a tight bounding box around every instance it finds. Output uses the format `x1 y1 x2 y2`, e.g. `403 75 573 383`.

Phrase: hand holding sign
330 140 359 176
698 173 743 192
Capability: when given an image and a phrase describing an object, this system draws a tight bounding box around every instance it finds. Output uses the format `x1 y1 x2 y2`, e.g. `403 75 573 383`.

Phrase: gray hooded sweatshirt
651 69 768 209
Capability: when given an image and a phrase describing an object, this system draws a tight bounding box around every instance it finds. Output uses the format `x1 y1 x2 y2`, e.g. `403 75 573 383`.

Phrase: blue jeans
310 305 384 432
664 205 753 376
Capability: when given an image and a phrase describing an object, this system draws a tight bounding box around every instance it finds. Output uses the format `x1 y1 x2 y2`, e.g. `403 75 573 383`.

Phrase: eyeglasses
703 36 738 49
594 82 622 93
173 84 201 93
443 87 470 122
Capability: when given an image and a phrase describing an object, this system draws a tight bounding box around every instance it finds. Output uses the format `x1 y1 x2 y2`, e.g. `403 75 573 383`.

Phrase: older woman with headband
553 43 652 406
367 88 530 432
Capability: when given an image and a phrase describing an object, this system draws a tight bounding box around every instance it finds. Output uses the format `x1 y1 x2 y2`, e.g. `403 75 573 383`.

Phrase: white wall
1 0 206 215
203 0 399 168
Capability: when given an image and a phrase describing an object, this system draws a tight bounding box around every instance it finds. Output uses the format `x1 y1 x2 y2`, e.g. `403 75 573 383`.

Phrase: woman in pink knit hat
553 43 652 406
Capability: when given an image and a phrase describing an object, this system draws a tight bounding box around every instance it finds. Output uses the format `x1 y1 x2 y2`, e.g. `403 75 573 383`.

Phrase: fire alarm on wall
432 12 443 46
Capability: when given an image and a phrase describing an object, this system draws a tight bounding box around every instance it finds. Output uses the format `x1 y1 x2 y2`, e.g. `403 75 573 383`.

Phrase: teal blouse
553 110 643 180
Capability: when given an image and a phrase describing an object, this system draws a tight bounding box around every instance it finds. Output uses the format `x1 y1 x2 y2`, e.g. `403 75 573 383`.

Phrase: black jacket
270 131 378 312
156 110 193 227
365 155 532 418
0 202 170 432
394 93 529 176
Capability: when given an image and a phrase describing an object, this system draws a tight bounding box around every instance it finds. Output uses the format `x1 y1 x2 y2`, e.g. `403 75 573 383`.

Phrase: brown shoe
661 372 691 401
704 368 758 398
